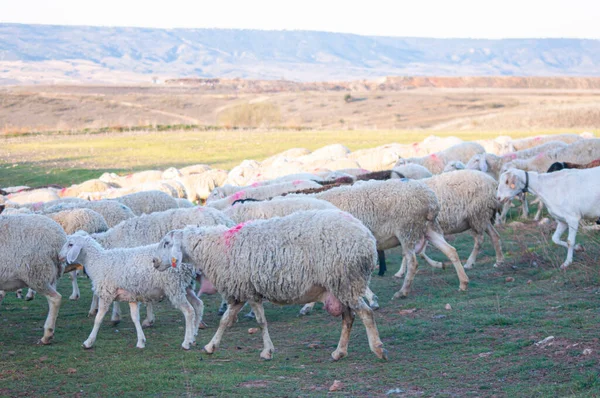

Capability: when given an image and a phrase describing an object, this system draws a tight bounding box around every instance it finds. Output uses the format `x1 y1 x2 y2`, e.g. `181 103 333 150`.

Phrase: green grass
0 128 587 187
1 216 599 396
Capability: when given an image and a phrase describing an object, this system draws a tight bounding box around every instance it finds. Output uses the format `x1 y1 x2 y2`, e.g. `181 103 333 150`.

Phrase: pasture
1 217 599 396
1 128 600 396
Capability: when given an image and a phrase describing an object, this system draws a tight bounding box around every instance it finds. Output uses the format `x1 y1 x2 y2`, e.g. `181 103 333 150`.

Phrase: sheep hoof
369 301 380 310
560 263 570 270
16 293 23 299
111 319 121 326
459 283 468 292
260 350 273 360
38 336 53 345
575 244 584 252
25 296 34 302
392 291 408 299
142 320 154 328
69 294 80 301
137 341 146 349
82 341 94 349
393 273 404 279
181 342 191 350
203 345 215 355
375 346 388 361
88 309 98 317
330 350 347 361
198 321 208 330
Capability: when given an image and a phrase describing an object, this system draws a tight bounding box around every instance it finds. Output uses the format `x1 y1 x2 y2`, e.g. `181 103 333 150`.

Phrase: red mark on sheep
251 182 261 188
536 152 546 159
292 180 303 186
223 222 250 247
229 190 246 203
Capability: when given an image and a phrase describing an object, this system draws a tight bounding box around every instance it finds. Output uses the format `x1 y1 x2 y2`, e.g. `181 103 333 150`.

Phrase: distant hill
1 23 600 84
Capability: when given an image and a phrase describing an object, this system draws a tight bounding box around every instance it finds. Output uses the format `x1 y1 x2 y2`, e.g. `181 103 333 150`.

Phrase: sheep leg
83 297 111 349
486 223 505 268
25 288 36 301
186 287 206 332
299 302 316 315
551 221 569 249
16 289 23 299
560 220 581 270
354 298 387 360
174 297 196 350
420 251 444 269
533 198 544 221
111 302 121 325
464 232 483 269
331 306 354 361
498 201 511 224
426 227 469 291
377 250 386 276
142 303 155 328
129 302 146 349
217 299 228 316
394 249 418 298
248 301 275 360
89 294 99 317
363 287 379 310
0 290 5 307
204 301 245 355
520 194 529 219
69 271 80 300
40 286 61 345
396 256 407 278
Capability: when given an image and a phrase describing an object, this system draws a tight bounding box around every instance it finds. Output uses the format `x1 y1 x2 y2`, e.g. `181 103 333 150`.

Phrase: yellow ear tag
510 183 516 189
171 258 177 268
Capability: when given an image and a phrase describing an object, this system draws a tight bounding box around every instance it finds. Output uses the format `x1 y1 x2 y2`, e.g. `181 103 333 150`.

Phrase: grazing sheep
418 170 504 270
502 134 582 152
59 180 115 198
113 190 178 216
206 180 322 210
5 188 61 205
497 168 600 269
355 170 403 181
0 215 66 344
89 206 234 326
179 164 212 176
60 233 202 350
153 210 387 361
176 198 195 208
391 164 433 180
100 170 164 187
310 179 469 297
223 196 337 224
43 200 135 228
547 158 600 173
442 161 466 173
177 169 228 202
395 142 486 174
348 145 401 171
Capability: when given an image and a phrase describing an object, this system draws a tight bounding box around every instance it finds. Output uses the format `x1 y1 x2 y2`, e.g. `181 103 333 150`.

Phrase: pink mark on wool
251 182 261 188
256 173 262 177
292 180 303 186
229 190 246 203
535 152 546 159
60 188 67 194
195 206 205 211
126 174 133 179
412 142 419 147
503 153 517 160
339 211 355 222
534 136 542 141
222 221 250 247
32 202 44 211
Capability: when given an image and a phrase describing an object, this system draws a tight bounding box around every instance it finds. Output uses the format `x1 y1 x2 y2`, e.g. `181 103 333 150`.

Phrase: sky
1 0 599 39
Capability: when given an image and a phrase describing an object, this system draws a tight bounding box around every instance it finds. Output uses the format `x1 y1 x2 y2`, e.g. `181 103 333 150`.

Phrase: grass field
0 129 592 188
1 214 599 396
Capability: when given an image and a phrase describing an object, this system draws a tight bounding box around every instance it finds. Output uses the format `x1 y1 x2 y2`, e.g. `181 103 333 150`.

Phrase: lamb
497 167 600 269
417 170 504 270
0 214 66 344
89 206 235 326
396 142 485 174
206 180 322 210
310 179 469 297
153 210 387 361
391 164 433 180
43 200 135 228
60 233 202 349
113 190 179 216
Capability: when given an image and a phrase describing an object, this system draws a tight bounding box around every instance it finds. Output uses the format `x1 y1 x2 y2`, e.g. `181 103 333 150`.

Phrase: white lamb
60 232 202 350
497 167 600 269
153 210 387 361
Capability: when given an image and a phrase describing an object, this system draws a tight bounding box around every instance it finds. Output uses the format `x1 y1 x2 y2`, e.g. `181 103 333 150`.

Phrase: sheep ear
67 243 82 264
479 155 488 173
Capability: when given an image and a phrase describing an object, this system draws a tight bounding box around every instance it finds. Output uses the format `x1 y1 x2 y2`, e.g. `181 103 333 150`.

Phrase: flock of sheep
1 131 599 361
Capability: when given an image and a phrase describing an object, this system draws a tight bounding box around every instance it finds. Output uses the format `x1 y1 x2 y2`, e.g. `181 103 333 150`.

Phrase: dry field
1 85 600 134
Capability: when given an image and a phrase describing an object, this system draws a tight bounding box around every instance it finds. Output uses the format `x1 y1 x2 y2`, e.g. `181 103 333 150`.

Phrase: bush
217 102 282 127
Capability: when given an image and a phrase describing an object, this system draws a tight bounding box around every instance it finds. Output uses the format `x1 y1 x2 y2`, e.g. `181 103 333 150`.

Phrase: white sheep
497 167 600 269
4 188 61 205
310 179 469 298
442 161 466 172
417 170 504 270
153 210 387 361
113 190 179 216
206 180 322 210
390 164 433 180
0 214 66 344
502 133 582 153
177 169 228 202
89 206 235 326
59 179 115 198
43 200 135 228
60 233 202 349
100 170 164 187
395 142 485 174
